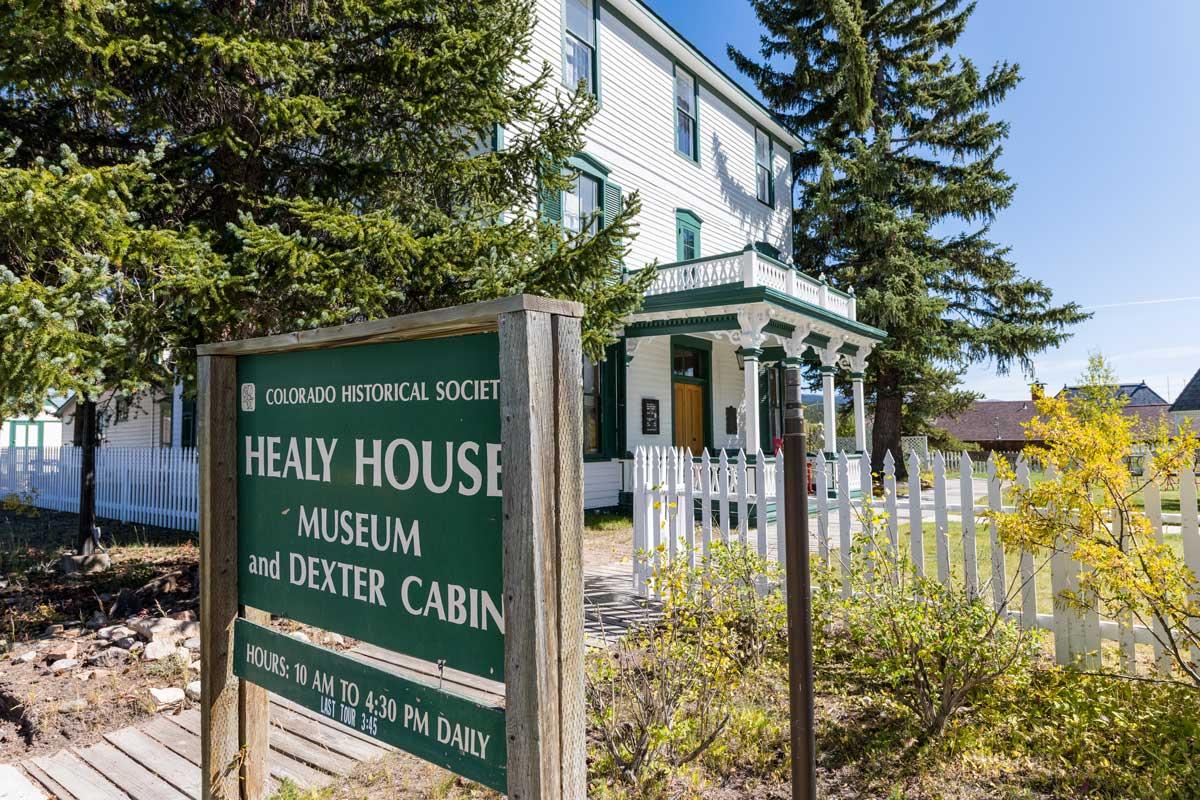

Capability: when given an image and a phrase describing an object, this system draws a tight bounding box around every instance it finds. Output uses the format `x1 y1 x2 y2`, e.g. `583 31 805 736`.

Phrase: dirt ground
0 507 353 762
583 510 634 567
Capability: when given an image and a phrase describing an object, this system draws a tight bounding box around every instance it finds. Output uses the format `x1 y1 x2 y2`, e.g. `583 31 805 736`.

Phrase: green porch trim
669 335 713 451
638 283 887 341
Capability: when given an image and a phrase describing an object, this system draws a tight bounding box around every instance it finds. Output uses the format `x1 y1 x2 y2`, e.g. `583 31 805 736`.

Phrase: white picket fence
632 445 1200 675
0 446 200 532
630 446 868 595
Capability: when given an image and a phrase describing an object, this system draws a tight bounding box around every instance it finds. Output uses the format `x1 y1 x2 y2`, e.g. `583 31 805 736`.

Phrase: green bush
839 538 1036 739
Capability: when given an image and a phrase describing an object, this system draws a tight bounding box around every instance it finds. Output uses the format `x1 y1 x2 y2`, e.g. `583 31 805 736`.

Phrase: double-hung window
563 173 600 237
756 128 775 206
582 358 602 456
676 209 702 261
564 0 596 95
675 69 698 161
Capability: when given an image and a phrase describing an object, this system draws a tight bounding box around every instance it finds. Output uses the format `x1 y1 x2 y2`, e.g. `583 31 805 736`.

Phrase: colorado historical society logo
241 383 256 413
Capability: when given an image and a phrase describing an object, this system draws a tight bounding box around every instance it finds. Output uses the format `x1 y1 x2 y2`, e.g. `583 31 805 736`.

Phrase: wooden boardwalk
2 565 644 800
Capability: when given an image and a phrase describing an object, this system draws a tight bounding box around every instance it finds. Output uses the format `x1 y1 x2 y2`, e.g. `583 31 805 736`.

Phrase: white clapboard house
532 0 886 508
39 1 887 514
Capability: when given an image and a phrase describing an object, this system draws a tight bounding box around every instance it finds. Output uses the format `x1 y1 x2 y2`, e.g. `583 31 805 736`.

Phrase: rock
113 636 139 651
142 640 178 662
149 687 185 709
182 637 201 651
49 658 79 673
89 647 130 667
89 668 111 682
324 633 346 646
85 611 109 630
62 698 88 714
43 624 64 637
59 554 111 575
0 639 7 654
174 646 191 662
43 642 79 663
98 625 135 641
131 617 198 644
185 681 201 701
289 631 310 643
171 610 197 622
190 659 201 671
61 627 83 639
17 650 40 663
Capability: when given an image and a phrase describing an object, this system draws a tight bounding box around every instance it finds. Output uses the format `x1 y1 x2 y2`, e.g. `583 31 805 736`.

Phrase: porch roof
622 284 887 354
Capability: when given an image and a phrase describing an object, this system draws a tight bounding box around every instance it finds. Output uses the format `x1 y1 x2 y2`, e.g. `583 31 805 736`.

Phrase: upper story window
564 0 597 95
756 128 775 206
563 173 600 237
675 68 698 161
675 209 702 261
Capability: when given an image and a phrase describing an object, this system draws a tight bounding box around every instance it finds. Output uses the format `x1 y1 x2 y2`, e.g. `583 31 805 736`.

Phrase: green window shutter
602 181 622 229
540 183 562 225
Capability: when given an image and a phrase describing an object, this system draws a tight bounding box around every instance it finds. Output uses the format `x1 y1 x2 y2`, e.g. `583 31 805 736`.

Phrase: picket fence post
1180 465 1200 666
814 453 830 565
700 450 713 559
883 450 899 584
986 454 1007 613
932 452 950 586
836 452 852 597
1144 475 1171 673
774 448 787 565
907 451 924 577
1015 458 1039 629
960 452 979 598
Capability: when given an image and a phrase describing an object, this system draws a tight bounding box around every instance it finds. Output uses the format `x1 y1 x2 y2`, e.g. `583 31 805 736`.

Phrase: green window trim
540 154 623 258
584 341 625 461
673 64 700 163
675 208 702 262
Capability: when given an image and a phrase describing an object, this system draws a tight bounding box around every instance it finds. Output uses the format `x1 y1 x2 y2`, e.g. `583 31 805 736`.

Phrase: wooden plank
168 710 319 792
139 715 203 765
198 354 255 800
28 751 127 800
271 696 394 751
105 727 201 799
267 728 357 776
75 740 189 800
499 308 562 800
350 644 504 706
0 765 49 800
553 313 586 800
987 455 1007 612
18 762 74 800
198 295 582 356
268 704 389 763
240 605 271 798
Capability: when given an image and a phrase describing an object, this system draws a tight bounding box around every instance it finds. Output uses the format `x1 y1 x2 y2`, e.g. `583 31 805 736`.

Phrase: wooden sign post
197 295 586 800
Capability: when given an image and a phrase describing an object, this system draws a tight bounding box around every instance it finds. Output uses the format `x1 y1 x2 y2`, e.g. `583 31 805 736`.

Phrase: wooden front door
673 382 704 452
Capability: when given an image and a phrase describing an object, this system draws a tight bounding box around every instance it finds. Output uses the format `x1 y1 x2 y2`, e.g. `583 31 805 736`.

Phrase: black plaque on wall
725 406 738 435
641 398 660 435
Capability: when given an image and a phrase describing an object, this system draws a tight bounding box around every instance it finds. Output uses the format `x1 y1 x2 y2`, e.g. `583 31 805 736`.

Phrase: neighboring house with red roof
936 381 1183 453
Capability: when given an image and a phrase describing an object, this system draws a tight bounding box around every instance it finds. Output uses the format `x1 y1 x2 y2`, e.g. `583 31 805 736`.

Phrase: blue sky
648 0 1200 402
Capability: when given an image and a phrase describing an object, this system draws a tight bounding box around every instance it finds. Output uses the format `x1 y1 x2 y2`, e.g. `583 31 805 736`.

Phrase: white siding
625 337 673 451
527 0 793 269
625 335 754 453
61 391 167 449
0 412 61 449
583 460 622 509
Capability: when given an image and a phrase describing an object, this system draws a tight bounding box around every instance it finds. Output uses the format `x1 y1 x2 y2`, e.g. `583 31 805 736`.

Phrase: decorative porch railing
641 246 857 320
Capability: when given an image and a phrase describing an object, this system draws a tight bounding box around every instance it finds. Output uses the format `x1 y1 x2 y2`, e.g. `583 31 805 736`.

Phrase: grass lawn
879 520 1186 617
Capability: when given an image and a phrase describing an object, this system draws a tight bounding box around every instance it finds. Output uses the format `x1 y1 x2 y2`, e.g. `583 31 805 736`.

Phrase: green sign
234 619 507 792
236 333 504 681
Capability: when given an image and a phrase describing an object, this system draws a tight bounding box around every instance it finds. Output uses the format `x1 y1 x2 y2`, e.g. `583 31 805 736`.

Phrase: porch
582 245 887 510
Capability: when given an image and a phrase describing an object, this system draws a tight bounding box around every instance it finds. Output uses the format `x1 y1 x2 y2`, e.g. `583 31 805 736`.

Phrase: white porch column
819 338 845 456
743 347 762 451
737 307 772 451
849 349 872 453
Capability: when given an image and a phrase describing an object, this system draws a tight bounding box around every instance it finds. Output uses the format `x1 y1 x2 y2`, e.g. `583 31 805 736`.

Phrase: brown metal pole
783 362 817 800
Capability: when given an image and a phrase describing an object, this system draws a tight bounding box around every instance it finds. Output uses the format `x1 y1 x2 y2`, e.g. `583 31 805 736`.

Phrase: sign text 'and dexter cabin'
232 333 508 790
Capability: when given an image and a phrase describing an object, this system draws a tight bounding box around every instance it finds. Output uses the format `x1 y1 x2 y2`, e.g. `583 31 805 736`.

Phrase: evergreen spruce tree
2 0 649 548
731 0 1088 473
